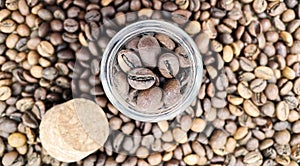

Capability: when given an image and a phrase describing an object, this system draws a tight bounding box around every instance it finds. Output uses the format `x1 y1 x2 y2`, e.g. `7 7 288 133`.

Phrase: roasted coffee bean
158 53 180 78
163 79 182 107
175 46 190 68
0 19 16 33
138 35 161 68
114 72 130 97
127 68 156 90
155 34 175 50
63 18 79 33
117 50 142 73
137 87 163 111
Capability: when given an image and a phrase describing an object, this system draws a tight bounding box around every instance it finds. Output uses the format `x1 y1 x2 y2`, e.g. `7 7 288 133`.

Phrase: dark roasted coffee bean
127 68 156 90
158 53 180 78
175 46 190 68
138 35 161 68
137 87 163 111
85 10 101 23
117 50 142 73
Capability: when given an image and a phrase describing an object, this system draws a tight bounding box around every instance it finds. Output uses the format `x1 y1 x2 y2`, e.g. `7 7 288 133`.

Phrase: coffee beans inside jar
112 33 192 112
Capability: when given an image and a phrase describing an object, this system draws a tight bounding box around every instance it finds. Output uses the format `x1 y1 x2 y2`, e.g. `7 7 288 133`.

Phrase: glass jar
100 20 203 122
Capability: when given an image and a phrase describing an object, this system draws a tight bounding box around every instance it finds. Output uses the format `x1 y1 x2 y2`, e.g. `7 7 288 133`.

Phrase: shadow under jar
101 20 203 122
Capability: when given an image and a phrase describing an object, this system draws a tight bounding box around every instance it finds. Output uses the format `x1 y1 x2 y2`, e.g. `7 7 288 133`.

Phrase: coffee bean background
0 0 300 165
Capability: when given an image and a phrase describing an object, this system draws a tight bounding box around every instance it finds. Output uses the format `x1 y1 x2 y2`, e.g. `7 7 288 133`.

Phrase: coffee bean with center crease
250 78 267 93
127 68 156 90
117 50 142 73
138 35 161 68
63 18 79 33
0 19 16 33
175 46 190 68
158 53 180 78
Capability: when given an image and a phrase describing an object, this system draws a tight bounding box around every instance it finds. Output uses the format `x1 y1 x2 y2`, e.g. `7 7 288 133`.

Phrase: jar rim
100 20 203 122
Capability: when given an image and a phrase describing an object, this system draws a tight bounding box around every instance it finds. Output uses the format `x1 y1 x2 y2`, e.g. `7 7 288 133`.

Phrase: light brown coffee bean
240 57 255 72
37 41 54 57
185 20 201 35
282 66 296 80
238 81 253 99
234 126 248 140
2 151 18 166
0 9 11 22
274 130 291 145
250 78 266 93
138 35 161 68
127 68 156 90
0 19 16 33
223 45 233 63
243 151 263 165
0 86 11 101
5 0 18 10
252 0 267 13
30 65 43 78
276 101 289 121
158 53 180 78
184 154 199 165
281 9 296 22
294 78 300 95
280 31 293 47
173 128 187 144
243 100 260 117
265 84 279 101
137 87 163 112
254 66 274 80
5 33 18 48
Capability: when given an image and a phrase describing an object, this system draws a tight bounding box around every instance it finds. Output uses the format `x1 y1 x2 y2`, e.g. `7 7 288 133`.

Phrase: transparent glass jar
100 20 203 122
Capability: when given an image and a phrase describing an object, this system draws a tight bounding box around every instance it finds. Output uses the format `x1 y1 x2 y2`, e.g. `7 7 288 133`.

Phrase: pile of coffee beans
113 34 192 111
0 0 300 165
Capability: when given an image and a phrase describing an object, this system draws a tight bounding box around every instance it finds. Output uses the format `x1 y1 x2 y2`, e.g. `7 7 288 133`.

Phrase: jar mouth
100 20 203 122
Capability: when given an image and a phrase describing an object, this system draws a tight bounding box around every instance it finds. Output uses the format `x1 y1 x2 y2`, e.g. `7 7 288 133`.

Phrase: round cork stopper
40 98 109 162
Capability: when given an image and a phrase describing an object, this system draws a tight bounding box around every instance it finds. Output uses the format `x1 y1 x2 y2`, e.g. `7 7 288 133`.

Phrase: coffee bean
252 0 267 13
267 2 287 16
37 41 54 57
254 66 274 80
175 46 191 68
276 101 289 121
127 68 156 90
117 50 142 73
138 35 161 68
136 87 163 111
237 81 253 99
171 9 192 25
250 78 267 93
155 34 175 50
243 99 260 117
243 151 263 165
284 95 298 110
158 53 180 78
240 57 255 72
0 19 16 33
163 79 182 107
37 9 53 21
63 18 79 33
185 21 201 35
0 86 11 101
2 151 18 166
